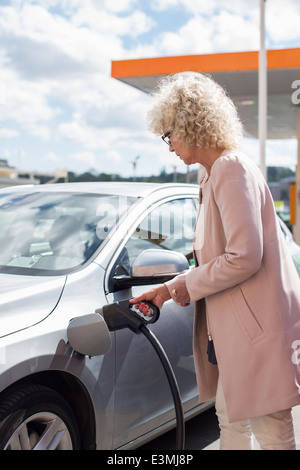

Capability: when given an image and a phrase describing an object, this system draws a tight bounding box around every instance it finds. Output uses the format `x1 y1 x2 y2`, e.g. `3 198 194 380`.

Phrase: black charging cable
138 322 185 450
100 300 185 450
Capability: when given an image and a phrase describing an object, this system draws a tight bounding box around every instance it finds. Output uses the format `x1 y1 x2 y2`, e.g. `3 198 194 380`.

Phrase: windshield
0 190 136 275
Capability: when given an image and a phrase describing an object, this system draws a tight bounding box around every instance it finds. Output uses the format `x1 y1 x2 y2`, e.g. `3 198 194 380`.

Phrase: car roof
0 182 198 198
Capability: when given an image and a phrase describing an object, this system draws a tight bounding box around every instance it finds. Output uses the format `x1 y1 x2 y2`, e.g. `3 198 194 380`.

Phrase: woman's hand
168 274 191 307
130 274 191 316
130 284 171 315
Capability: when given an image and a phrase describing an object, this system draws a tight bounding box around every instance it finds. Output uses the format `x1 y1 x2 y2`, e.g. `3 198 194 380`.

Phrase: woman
130 72 300 450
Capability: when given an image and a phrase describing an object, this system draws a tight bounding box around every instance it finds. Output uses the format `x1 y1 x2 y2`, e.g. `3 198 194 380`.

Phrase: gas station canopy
111 48 300 140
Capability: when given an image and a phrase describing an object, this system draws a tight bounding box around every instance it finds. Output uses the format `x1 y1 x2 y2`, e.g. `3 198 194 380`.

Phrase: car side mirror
112 249 189 290
131 249 189 277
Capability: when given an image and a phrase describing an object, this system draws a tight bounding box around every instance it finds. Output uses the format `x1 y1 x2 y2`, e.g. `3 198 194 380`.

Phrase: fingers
129 290 155 316
174 299 191 307
129 284 191 315
129 289 154 304
171 290 190 307
129 295 144 304
133 302 153 316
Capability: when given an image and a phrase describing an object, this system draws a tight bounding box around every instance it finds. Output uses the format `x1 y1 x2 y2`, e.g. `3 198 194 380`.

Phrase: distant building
268 178 295 206
0 159 39 188
0 159 68 188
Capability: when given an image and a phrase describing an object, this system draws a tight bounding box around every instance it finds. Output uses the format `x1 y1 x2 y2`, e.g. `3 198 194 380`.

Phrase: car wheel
0 383 81 450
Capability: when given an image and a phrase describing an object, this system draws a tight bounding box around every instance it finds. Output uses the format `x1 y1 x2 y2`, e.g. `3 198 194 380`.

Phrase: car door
106 195 200 448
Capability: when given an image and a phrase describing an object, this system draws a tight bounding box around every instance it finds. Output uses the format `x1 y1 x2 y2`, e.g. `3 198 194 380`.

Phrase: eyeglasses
161 131 172 146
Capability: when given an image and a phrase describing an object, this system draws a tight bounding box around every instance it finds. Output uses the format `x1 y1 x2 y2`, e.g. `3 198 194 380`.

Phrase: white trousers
215 378 296 450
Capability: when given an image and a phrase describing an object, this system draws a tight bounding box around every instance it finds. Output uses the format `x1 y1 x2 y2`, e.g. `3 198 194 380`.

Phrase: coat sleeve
185 156 264 301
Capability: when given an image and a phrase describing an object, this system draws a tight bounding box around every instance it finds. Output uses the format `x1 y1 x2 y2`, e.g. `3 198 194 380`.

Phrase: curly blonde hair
147 72 243 149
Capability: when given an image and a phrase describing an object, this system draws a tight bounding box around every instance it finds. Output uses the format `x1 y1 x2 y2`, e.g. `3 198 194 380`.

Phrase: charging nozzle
96 299 160 334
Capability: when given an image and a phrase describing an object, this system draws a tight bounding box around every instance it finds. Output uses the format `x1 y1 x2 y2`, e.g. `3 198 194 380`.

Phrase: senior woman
130 72 300 450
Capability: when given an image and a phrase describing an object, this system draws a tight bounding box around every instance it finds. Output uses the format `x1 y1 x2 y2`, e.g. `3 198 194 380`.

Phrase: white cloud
0 128 19 138
151 0 258 17
266 139 297 169
72 5 155 39
44 150 59 162
101 0 137 14
158 15 215 55
130 4 259 58
22 0 139 15
213 10 259 52
0 4 126 77
151 0 180 11
104 149 123 165
58 121 91 146
266 0 300 44
242 137 298 169
1 64 57 130
66 148 123 173
68 150 97 166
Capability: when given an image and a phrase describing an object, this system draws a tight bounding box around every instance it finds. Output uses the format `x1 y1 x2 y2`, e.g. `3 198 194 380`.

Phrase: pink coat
167 150 300 422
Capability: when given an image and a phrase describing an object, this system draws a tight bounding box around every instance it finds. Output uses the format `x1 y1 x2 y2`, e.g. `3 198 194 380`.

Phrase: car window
124 198 197 268
0 191 136 275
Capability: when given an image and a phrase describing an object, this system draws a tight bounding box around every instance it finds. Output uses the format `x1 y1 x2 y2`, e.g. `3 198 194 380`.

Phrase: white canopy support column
259 0 267 180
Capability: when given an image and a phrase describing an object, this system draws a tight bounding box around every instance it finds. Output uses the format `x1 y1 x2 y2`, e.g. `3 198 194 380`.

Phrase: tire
0 383 81 450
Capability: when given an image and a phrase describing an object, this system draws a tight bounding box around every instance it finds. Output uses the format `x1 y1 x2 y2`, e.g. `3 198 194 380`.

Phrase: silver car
0 182 299 450
0 182 214 450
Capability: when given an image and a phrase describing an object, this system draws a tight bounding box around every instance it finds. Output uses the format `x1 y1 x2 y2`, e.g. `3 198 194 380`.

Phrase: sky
0 0 300 178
